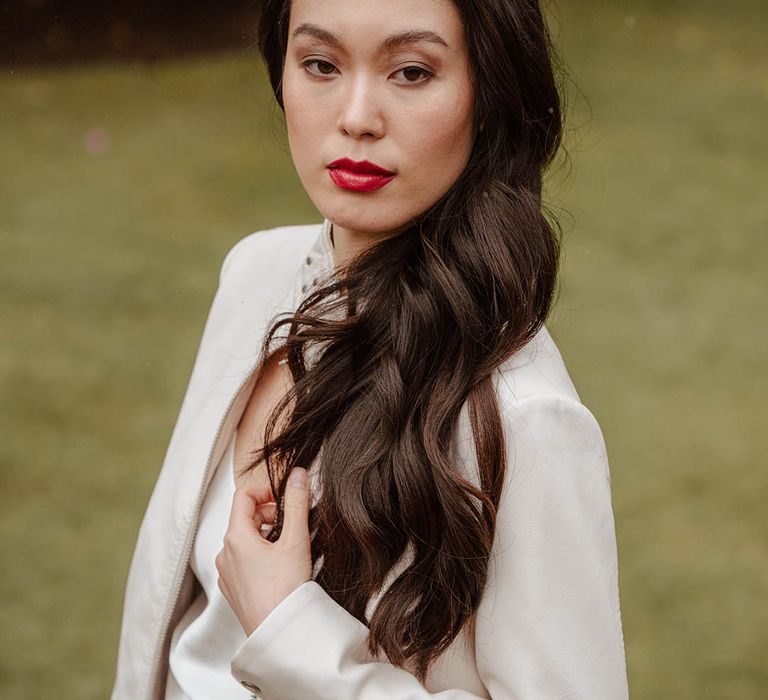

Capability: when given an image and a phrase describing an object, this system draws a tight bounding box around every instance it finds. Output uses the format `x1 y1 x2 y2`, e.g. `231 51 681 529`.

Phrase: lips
326 158 396 193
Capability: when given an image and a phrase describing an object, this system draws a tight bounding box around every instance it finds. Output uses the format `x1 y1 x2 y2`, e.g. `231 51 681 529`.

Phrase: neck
329 221 406 271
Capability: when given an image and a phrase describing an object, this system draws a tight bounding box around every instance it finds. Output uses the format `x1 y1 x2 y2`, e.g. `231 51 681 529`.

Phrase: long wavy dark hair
248 0 565 682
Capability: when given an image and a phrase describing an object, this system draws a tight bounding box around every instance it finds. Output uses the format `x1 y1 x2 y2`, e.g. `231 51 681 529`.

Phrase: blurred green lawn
1 1 766 698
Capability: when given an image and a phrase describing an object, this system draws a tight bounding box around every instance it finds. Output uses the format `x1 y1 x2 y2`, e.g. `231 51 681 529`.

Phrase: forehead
287 0 465 50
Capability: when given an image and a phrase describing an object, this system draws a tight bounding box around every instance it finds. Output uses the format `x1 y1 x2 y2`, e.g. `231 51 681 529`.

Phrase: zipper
147 363 260 699
143 258 309 698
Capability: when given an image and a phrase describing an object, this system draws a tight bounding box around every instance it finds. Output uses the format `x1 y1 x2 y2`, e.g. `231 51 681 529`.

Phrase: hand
216 467 313 636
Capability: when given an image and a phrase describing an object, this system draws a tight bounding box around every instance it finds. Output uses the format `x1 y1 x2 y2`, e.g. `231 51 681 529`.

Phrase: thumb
280 467 310 544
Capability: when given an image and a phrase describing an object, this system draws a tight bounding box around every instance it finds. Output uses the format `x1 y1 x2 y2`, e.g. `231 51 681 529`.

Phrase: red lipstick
326 158 396 193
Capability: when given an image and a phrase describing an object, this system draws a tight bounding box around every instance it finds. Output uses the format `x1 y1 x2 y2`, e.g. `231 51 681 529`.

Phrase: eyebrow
291 23 450 52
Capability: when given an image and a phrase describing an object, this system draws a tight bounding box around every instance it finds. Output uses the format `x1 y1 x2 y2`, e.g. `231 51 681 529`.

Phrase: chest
232 348 294 492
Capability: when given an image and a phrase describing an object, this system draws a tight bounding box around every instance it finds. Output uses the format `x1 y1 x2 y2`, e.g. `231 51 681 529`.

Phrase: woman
112 0 629 698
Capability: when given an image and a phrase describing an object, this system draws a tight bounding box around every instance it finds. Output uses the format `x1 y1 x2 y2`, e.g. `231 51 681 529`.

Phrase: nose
336 73 384 140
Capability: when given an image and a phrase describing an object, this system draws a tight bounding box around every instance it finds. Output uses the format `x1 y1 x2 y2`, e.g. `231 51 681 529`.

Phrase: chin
311 188 416 237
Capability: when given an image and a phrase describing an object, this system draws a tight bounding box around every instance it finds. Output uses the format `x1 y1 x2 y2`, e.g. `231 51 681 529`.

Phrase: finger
240 478 275 505
280 467 310 544
228 487 274 534
256 502 277 535
227 487 255 534
256 501 277 522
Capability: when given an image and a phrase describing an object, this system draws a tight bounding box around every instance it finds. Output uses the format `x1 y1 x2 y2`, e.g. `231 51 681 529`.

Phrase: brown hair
250 0 565 682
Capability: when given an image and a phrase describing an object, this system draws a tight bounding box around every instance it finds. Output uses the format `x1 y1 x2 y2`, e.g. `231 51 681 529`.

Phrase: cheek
282 73 324 166
403 88 474 178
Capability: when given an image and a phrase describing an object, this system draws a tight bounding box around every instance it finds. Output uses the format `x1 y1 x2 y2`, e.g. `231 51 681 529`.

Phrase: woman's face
282 0 475 240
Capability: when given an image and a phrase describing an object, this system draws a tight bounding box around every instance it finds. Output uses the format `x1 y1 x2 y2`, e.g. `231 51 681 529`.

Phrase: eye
392 65 433 85
301 59 338 77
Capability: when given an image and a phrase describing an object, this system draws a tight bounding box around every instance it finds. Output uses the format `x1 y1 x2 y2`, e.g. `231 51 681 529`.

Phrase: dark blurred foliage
0 0 263 65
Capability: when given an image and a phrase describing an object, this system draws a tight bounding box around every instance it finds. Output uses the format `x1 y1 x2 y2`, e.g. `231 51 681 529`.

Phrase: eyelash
300 59 433 85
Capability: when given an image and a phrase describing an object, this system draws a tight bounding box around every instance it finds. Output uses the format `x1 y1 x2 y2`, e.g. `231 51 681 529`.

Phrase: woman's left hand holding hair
216 468 313 636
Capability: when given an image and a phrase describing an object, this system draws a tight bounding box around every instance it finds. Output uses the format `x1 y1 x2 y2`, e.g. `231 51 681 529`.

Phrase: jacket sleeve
229 395 629 700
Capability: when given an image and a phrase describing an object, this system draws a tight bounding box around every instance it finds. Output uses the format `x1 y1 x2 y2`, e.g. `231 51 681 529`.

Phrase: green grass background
1 1 766 697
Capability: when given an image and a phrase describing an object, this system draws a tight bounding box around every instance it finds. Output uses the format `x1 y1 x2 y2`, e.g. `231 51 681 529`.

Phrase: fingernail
289 468 307 488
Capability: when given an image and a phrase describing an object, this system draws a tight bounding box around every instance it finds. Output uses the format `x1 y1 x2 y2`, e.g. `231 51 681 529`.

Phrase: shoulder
493 326 607 474
476 333 626 700
218 222 322 286
188 222 322 357
495 324 581 406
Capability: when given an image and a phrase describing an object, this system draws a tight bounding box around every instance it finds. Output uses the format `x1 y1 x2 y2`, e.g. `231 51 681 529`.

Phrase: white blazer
111 218 629 700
